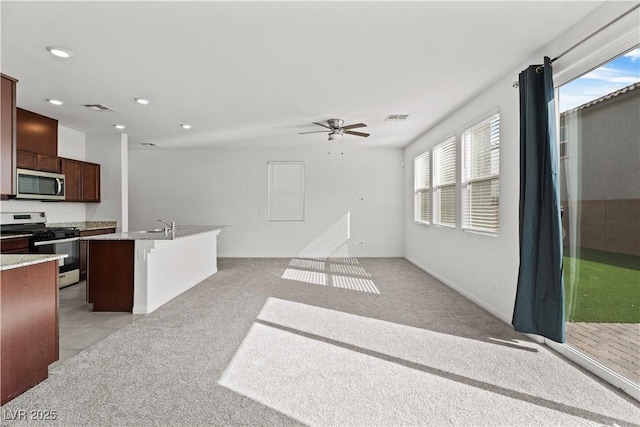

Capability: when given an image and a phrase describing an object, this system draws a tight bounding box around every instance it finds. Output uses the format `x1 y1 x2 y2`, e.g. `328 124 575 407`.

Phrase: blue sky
558 46 640 112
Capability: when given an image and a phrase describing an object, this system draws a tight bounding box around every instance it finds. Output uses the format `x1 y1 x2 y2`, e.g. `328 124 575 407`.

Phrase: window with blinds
268 161 305 221
414 151 430 224
432 137 457 227
461 113 500 233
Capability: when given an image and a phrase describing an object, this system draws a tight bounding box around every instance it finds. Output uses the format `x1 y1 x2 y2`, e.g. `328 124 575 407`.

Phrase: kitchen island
83 226 223 314
1 254 67 404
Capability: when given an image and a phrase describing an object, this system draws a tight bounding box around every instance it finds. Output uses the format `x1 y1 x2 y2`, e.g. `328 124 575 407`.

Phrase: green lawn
564 247 640 323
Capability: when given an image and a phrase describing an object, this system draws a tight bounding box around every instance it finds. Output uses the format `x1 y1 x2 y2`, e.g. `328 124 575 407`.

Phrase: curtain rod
551 3 640 63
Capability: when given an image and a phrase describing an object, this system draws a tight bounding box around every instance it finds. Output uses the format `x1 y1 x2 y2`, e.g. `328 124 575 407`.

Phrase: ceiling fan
299 118 369 140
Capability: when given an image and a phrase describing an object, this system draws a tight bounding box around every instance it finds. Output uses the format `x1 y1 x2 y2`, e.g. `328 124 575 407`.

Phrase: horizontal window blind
435 185 456 226
414 151 430 223
268 161 305 221
433 137 456 227
462 114 500 233
433 137 457 187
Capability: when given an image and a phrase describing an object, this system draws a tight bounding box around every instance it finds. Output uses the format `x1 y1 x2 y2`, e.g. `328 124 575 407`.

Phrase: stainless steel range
1 212 80 287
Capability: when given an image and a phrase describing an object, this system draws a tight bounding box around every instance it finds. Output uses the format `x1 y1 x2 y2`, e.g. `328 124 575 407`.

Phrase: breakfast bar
83 226 223 314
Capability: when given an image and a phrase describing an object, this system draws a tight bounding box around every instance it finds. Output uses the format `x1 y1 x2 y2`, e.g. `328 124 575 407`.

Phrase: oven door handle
33 237 79 246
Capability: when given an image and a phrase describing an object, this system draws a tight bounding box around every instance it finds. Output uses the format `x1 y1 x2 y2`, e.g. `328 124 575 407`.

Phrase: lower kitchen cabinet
0 237 30 254
80 228 116 281
87 240 134 311
1 260 59 405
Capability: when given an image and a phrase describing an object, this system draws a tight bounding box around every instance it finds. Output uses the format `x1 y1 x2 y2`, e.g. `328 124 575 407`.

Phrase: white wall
129 146 404 258
402 1 638 323
0 125 87 223
85 133 128 231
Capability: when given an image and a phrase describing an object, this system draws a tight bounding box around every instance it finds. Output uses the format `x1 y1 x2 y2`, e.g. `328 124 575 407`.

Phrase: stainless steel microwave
16 168 66 200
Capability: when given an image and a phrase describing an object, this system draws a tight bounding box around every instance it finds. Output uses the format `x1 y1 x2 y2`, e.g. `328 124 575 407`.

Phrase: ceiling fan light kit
299 118 370 141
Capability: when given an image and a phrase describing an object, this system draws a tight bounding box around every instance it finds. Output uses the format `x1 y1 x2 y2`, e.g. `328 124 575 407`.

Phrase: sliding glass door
557 47 639 387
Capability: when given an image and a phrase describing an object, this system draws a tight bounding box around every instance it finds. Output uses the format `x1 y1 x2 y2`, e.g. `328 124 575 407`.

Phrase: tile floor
54 281 143 367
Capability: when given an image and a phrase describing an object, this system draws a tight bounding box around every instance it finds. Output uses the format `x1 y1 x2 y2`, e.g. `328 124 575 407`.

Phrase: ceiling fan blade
342 123 367 130
299 130 330 134
312 121 332 130
344 130 370 138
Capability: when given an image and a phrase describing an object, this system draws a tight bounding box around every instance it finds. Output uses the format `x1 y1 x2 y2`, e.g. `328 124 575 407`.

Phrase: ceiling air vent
385 114 409 121
84 104 115 112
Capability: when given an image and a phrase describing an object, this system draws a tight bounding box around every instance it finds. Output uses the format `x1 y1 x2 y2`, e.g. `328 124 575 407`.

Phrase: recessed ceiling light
47 99 64 106
180 124 192 129
114 124 126 130
46 46 73 58
135 98 150 105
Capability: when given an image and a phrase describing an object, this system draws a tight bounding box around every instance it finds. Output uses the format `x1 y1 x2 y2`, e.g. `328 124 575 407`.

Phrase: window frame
413 150 431 225
461 113 500 235
432 136 457 228
267 161 305 222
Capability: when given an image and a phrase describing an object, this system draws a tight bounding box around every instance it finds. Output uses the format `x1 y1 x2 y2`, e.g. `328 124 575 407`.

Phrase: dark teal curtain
512 57 565 343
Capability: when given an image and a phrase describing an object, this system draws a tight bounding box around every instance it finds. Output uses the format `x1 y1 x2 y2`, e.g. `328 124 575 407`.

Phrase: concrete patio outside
566 322 640 385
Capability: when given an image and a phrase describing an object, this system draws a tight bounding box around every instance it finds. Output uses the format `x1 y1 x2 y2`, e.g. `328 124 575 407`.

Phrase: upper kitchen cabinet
16 108 59 172
60 158 82 201
82 162 100 202
60 158 101 203
1 74 18 197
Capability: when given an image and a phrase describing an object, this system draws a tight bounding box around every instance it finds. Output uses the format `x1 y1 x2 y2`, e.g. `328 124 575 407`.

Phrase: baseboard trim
404 255 510 325
218 254 405 259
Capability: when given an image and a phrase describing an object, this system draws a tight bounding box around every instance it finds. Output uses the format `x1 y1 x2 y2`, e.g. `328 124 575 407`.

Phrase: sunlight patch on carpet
330 263 370 277
289 259 325 270
283 258 379 294
332 275 379 294
218 310 599 426
282 268 328 285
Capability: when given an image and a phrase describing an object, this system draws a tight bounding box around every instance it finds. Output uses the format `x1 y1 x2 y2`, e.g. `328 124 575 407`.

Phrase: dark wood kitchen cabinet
80 227 116 281
60 158 82 201
16 150 60 173
1 74 18 197
60 158 101 203
82 161 100 202
87 240 134 311
0 237 30 254
1 260 59 405
16 108 58 156
16 108 59 173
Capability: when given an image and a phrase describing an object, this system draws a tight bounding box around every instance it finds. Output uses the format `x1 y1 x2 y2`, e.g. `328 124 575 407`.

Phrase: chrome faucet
157 219 175 232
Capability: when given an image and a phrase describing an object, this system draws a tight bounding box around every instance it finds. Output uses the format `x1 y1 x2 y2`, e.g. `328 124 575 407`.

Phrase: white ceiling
1 1 604 150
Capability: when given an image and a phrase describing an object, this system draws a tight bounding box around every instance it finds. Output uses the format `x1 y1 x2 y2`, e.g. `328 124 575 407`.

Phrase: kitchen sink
138 228 165 233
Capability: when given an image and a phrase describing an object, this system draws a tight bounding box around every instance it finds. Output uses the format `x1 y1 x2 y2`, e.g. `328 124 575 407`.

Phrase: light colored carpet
2 258 638 426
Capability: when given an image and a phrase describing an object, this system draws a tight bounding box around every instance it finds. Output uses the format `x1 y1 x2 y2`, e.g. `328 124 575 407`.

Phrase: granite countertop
1 254 68 271
47 220 118 231
81 225 226 241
